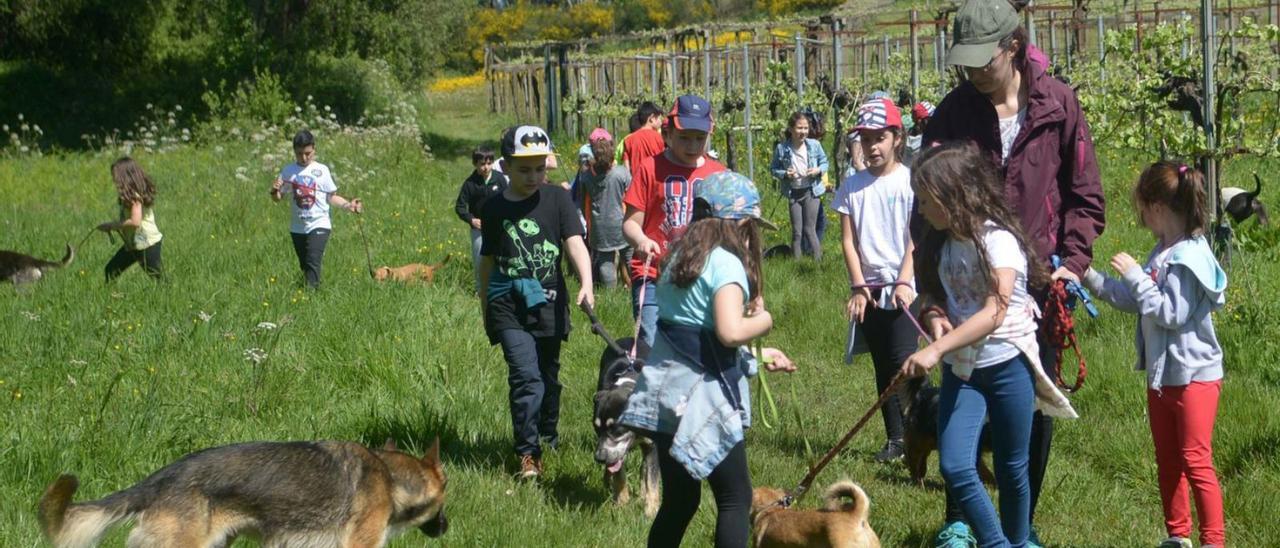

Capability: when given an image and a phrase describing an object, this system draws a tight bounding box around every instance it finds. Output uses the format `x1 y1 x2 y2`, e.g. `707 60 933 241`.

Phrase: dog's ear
382 438 398 452
423 436 441 465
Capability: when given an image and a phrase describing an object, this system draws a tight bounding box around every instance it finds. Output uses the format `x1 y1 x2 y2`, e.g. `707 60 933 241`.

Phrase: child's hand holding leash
576 285 595 310
345 198 364 214
891 283 916 309
760 347 796 372
901 346 941 378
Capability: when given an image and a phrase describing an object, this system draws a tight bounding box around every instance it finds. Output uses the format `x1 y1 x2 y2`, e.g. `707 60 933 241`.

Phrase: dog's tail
58 244 75 268
1253 173 1263 198
822 480 871 522
38 475 137 548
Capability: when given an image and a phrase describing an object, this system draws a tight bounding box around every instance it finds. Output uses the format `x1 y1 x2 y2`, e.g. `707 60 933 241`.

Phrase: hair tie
1178 165 1189 174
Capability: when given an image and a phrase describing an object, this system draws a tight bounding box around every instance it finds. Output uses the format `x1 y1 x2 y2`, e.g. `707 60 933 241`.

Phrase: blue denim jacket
618 325 758 480
770 138 829 198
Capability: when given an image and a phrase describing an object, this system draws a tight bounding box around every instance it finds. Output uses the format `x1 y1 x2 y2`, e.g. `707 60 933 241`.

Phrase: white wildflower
256 321 278 331
243 347 268 365
197 310 214 323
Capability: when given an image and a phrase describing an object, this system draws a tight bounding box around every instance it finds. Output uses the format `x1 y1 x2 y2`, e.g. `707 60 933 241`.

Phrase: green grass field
2 86 1278 547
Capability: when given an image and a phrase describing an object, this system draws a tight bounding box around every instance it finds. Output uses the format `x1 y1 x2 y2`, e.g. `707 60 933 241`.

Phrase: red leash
1041 280 1087 393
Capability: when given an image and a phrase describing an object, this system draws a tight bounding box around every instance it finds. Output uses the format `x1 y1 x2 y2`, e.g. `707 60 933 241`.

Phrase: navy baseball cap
668 95 714 133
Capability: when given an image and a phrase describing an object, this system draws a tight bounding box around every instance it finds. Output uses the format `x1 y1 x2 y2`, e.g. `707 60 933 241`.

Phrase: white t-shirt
940 222 1030 368
834 164 914 308
998 109 1026 164
789 142 809 189
280 161 338 234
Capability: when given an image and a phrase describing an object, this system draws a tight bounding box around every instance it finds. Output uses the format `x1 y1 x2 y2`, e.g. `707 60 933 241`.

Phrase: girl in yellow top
97 157 164 281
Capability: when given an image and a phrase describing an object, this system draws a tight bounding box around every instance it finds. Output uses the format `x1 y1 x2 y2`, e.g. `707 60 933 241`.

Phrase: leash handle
629 254 654 361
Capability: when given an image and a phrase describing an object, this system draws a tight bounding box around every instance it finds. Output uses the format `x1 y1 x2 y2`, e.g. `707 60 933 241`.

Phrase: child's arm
328 194 363 214
810 142 829 176
1115 253 1201 329
713 284 772 347
455 183 477 227
622 206 658 258
769 144 789 181
270 177 285 202
564 234 595 308
1082 265 1141 313
839 213 871 322
98 201 142 231
892 238 917 308
902 267 1016 377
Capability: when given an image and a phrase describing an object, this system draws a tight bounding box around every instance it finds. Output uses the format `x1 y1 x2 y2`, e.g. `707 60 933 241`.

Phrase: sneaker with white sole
518 454 541 480
934 521 978 548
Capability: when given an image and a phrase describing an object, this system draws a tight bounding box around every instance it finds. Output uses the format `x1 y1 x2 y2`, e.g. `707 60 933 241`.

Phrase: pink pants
1148 380 1225 546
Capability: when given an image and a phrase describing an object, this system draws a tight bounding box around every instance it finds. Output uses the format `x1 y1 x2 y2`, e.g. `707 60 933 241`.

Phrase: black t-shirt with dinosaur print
479 185 584 341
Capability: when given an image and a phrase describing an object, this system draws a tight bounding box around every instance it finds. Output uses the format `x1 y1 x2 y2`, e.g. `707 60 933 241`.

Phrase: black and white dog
1 244 73 286
1222 173 1268 225
582 304 659 516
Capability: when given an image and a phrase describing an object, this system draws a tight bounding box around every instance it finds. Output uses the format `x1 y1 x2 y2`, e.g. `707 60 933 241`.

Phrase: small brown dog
373 255 451 284
751 480 881 548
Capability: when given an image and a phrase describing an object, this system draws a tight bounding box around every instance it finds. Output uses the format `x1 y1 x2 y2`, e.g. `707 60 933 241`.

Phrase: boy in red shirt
622 95 726 347
622 102 667 173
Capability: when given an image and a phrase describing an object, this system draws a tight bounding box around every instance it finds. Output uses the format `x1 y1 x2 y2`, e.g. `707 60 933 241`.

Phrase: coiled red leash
1042 280 1087 393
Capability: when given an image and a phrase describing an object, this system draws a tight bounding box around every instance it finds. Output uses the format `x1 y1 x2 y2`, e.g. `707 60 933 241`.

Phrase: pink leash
629 254 654 362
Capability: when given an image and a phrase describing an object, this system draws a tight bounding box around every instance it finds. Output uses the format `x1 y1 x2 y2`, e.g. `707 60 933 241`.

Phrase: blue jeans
631 278 658 349
470 227 484 294
938 355 1035 548
496 329 562 457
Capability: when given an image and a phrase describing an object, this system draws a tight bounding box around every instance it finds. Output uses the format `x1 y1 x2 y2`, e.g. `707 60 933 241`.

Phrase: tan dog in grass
751 480 881 548
373 255 451 284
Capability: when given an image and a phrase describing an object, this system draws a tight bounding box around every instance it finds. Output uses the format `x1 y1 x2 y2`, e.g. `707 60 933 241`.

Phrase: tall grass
1 87 1277 546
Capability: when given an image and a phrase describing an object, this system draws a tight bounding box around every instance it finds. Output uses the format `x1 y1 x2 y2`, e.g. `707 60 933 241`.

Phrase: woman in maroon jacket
920 0 1106 545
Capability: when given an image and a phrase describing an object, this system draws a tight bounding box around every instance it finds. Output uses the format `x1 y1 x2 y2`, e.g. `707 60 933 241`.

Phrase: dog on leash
373 255 452 284
751 480 881 548
1222 173 1268 225
593 334 659 516
1 244 73 285
38 438 447 548
903 384 995 486
581 304 659 516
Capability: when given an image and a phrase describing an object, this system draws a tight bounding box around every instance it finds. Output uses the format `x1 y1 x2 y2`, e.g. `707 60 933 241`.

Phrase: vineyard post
796 33 806 96
704 30 713 99
882 35 889 68
861 36 868 80
939 29 948 98
485 46 496 114
558 45 570 135
1098 14 1106 82
1026 1 1037 45
910 10 920 102
743 43 756 182
1201 0 1219 235
832 17 844 84
544 44 557 133
649 55 658 96
1228 0 1236 57
1049 10 1058 62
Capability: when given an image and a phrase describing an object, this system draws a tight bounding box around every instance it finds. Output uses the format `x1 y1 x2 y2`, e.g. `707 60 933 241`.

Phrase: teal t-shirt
656 247 750 329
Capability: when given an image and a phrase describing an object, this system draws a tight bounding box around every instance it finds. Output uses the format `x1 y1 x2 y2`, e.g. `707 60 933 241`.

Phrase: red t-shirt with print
623 152 726 280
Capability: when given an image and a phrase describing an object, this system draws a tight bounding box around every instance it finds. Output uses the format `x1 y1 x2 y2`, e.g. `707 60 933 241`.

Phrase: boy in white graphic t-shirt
270 130 364 288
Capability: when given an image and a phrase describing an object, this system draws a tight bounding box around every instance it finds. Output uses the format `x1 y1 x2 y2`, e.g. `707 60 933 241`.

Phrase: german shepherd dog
751 480 881 548
1 244 73 286
37 438 447 548
581 304 659 516
903 385 994 486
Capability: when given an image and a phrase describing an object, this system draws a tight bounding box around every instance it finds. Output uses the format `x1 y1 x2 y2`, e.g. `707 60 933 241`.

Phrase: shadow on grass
541 469 611 509
352 407 511 471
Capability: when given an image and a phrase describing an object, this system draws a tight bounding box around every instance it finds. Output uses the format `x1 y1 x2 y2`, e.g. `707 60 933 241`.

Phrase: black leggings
860 303 921 441
648 434 752 548
104 241 163 282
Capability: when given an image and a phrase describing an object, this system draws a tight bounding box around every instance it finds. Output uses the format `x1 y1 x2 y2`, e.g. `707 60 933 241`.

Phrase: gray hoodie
1083 236 1226 391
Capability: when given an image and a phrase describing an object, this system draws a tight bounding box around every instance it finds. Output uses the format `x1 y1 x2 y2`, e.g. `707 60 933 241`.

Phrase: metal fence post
743 43 755 181
910 10 920 102
795 33 806 96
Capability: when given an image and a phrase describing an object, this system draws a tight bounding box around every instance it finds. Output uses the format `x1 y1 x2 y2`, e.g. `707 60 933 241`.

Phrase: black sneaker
874 439 905 463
